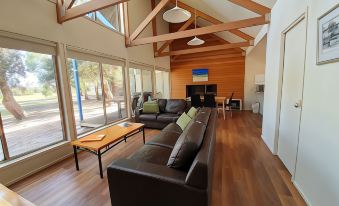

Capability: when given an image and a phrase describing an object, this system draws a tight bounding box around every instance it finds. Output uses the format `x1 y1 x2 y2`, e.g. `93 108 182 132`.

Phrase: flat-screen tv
192 69 208 82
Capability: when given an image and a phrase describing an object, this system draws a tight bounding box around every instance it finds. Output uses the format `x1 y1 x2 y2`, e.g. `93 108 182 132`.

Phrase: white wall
244 37 267 114
0 0 170 185
262 0 339 205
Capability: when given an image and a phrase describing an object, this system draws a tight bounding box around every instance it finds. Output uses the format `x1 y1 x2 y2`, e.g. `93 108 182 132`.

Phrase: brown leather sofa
135 99 189 129
107 108 217 206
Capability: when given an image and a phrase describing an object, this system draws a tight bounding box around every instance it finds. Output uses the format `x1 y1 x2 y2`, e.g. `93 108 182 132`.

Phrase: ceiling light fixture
163 0 191 23
187 9 205 46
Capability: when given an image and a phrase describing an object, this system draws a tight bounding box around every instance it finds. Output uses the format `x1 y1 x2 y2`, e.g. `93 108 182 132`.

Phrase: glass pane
102 64 126 123
163 71 170 99
155 70 170 99
142 70 153 93
67 59 104 136
73 0 90 6
129 68 142 115
0 48 64 158
155 70 164 99
96 5 120 31
0 138 4 161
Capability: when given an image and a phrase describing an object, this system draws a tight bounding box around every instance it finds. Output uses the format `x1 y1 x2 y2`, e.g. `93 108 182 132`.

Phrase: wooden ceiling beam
130 16 268 46
57 0 129 23
157 17 194 55
64 0 76 9
122 2 130 46
172 53 245 63
228 0 271 16
157 41 253 56
130 0 170 41
169 0 254 41
151 0 158 55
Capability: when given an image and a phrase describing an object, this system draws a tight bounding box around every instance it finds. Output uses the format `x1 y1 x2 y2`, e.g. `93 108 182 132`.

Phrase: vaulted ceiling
172 0 276 43
56 0 276 57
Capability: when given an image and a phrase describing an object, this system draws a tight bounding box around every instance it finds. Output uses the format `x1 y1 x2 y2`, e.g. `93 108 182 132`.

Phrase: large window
155 70 170 99
102 64 126 122
142 70 153 93
74 0 124 33
67 49 127 136
0 43 64 159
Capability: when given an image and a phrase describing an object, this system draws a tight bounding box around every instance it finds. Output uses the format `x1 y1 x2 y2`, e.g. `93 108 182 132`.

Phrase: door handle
294 100 302 108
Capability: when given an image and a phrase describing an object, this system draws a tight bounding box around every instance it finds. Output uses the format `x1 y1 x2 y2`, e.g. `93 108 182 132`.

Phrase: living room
0 0 338 206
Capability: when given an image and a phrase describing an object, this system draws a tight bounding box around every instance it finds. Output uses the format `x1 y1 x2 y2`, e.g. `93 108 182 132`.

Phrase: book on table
79 134 106 142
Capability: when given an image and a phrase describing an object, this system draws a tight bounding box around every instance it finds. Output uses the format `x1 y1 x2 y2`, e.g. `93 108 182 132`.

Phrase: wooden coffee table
71 122 145 178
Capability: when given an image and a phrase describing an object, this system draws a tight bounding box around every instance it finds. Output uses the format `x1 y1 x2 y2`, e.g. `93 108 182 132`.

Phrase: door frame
275 12 308 179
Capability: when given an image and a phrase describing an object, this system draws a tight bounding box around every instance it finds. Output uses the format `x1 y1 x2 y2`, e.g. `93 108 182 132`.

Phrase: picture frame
317 4 339 65
192 68 208 82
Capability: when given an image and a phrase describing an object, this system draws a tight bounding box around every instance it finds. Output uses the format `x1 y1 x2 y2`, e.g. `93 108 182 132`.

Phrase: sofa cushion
187 107 198 118
139 114 157 121
143 102 159 114
146 130 181 149
157 99 167 113
162 123 183 134
165 99 186 114
157 113 180 123
176 112 192 131
129 145 172 165
167 121 207 169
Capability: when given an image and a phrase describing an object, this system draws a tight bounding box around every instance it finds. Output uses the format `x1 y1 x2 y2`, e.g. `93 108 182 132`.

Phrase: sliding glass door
67 51 127 136
155 70 170 99
102 64 127 123
68 59 104 134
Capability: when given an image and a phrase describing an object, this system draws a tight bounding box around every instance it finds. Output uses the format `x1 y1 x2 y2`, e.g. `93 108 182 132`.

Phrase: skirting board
293 181 312 206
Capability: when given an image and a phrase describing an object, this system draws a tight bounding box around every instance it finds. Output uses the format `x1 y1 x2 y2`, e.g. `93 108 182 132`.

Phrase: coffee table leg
73 146 79 171
142 127 145 144
98 150 103 179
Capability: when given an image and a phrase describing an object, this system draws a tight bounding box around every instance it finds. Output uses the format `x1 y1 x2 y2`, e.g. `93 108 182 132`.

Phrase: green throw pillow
187 107 198 118
143 102 159 114
176 112 192 130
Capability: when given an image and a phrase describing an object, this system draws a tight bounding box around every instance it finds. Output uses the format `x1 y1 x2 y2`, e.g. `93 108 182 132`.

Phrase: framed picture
192 68 208 82
317 4 339 65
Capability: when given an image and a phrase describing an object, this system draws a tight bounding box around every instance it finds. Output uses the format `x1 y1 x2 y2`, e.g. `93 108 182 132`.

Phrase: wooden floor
10 111 306 206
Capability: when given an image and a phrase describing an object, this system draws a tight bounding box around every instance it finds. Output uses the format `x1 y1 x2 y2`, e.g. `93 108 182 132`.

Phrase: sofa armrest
107 159 207 206
134 107 143 122
108 158 186 185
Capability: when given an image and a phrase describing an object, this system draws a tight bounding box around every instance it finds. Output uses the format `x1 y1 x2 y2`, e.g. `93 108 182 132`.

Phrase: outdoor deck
0 98 126 159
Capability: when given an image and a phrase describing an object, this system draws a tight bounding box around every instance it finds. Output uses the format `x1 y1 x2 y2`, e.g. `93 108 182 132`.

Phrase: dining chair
191 94 202 108
204 94 216 108
226 92 234 117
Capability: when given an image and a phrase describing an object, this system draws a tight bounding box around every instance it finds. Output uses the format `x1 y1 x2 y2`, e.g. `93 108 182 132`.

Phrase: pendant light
163 0 191 23
187 9 205 46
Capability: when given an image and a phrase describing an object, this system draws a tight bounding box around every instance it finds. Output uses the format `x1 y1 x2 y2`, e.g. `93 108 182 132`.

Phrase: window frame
0 31 67 162
83 4 124 35
65 46 128 137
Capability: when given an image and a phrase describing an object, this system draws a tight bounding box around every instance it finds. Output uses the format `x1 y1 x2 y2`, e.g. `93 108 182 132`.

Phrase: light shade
187 36 205 46
163 6 191 23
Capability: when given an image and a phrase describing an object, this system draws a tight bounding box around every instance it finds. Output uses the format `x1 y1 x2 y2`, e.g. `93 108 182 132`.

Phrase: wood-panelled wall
169 23 245 100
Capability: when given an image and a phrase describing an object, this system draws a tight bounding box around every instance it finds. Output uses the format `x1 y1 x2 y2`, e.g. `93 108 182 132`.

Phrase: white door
278 17 307 176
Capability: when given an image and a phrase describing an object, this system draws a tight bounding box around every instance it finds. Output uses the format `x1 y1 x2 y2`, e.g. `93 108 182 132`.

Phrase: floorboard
10 111 306 206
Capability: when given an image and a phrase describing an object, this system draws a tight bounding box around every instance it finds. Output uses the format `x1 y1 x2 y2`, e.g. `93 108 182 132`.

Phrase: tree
0 48 26 120
25 53 56 97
